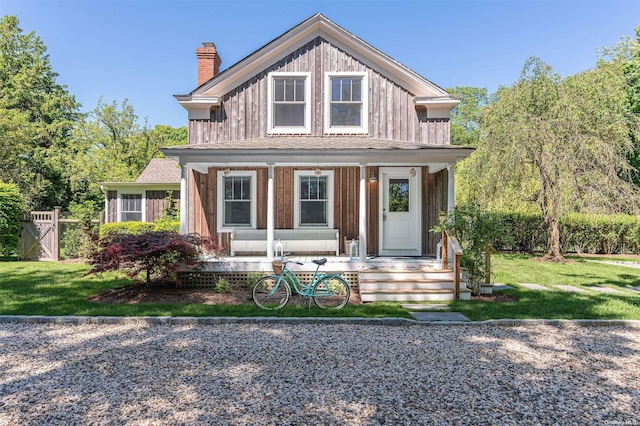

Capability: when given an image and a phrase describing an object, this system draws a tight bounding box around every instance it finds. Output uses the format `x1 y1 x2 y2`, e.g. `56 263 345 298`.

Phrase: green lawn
0 261 411 318
449 253 640 321
1 255 639 320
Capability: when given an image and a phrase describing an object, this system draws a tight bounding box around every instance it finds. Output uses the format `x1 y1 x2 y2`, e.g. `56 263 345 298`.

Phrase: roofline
176 13 451 107
99 182 181 188
160 145 474 171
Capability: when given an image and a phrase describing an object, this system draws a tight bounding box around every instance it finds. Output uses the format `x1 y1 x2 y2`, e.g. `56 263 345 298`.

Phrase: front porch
180 254 470 301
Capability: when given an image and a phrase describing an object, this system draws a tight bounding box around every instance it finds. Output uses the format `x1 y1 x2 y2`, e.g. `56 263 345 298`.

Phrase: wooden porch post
266 165 275 261
447 163 455 214
53 206 60 261
179 165 188 235
358 164 367 261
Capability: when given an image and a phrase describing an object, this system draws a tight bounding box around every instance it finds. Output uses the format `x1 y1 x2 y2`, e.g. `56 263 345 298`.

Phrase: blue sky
1 0 639 128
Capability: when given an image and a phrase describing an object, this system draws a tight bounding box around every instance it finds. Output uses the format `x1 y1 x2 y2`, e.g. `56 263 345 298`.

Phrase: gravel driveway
0 322 638 425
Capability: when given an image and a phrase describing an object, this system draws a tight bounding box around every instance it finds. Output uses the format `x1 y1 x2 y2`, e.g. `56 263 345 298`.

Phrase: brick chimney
196 42 221 86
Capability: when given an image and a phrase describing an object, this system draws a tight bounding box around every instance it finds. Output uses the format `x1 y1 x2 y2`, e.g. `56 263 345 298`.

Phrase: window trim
293 170 334 229
267 72 311 134
117 191 145 222
324 72 368 134
216 170 257 232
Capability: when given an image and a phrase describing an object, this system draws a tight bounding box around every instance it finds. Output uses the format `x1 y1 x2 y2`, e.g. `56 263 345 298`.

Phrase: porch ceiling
161 137 474 172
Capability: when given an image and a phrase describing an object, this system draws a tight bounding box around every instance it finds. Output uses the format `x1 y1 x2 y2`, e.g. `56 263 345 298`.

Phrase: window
294 171 334 228
268 72 311 134
324 72 368 134
121 194 142 222
217 171 256 231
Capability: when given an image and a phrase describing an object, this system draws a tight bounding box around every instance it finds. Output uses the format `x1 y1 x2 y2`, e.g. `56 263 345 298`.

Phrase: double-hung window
268 72 311 134
294 170 333 228
121 194 143 222
217 171 256 231
324 72 368 134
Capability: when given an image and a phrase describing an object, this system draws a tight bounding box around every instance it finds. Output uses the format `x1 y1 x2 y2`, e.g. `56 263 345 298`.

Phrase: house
101 158 181 223
163 14 473 300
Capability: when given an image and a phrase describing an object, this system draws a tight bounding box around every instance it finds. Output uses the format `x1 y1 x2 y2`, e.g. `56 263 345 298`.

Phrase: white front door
379 167 421 256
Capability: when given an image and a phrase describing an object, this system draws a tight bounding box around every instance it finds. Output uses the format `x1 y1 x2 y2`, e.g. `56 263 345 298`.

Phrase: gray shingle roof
135 158 181 184
163 137 467 152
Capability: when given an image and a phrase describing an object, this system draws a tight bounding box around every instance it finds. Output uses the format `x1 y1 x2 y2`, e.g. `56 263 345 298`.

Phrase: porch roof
161 137 473 172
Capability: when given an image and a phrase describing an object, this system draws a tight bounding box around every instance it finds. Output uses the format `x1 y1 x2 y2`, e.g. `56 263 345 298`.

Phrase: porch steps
359 268 471 302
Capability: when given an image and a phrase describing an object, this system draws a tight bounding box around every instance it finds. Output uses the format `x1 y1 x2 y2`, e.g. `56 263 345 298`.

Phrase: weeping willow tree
465 57 639 261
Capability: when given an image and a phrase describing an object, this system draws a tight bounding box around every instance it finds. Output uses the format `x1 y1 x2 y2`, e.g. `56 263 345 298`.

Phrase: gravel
0 322 639 425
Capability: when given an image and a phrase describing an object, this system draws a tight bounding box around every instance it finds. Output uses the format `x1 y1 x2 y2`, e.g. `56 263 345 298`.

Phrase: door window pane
388 179 409 212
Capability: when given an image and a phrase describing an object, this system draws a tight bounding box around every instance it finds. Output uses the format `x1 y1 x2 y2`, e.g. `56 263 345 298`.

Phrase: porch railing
441 230 463 300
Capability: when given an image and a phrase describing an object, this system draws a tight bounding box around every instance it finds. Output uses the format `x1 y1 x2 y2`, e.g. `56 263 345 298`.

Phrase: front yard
1 254 639 320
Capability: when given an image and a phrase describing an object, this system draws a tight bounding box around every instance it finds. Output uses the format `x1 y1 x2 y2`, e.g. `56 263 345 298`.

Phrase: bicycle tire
313 276 350 309
252 276 290 310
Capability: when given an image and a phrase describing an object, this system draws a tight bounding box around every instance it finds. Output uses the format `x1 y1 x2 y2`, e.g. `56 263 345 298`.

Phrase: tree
600 25 640 186
0 182 25 255
0 16 80 210
446 86 488 147
88 231 222 285
468 57 639 260
68 99 187 204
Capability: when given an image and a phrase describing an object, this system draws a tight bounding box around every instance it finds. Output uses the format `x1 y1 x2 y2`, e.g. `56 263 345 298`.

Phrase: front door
379 167 421 256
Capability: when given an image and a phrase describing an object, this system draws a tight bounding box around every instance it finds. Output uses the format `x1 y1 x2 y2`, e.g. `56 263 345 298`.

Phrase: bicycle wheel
313 276 350 309
252 276 290 310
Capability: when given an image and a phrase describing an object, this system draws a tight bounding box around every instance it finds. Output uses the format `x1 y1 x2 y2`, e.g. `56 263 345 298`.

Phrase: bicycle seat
312 258 328 266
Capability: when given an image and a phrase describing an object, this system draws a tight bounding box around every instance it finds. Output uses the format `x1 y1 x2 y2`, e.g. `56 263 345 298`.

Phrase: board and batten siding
106 191 118 223
187 166 447 256
188 37 449 145
145 190 180 223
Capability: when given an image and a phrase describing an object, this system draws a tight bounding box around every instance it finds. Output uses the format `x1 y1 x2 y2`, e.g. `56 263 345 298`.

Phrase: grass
449 253 640 321
1 254 639 320
0 261 412 318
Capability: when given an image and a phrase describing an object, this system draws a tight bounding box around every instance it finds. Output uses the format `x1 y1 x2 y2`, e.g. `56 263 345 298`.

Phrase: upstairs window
268 72 311 134
121 194 142 222
324 72 368 134
217 171 256 231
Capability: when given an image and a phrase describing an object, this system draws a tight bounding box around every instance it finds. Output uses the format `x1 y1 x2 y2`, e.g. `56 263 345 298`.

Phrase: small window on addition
121 194 142 221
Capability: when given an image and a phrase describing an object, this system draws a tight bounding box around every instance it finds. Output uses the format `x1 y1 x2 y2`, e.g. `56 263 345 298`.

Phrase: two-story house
163 14 473 300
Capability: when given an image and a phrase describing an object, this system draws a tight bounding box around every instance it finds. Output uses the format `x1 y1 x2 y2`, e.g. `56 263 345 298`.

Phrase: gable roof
135 158 181 184
176 14 459 110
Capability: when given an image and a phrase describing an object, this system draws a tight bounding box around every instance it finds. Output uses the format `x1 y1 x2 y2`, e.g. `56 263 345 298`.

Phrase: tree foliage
466 57 639 260
446 86 488 147
68 99 187 204
0 16 80 210
0 182 25 255
88 231 222 285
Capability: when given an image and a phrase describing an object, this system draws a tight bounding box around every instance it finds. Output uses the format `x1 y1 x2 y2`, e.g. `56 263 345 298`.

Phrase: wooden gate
18 208 60 261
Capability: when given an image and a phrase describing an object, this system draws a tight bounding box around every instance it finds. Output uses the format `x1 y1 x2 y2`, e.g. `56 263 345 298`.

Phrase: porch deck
187 256 470 301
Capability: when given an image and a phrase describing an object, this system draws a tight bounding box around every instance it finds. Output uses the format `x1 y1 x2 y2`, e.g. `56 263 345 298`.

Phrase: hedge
99 222 156 238
488 212 640 255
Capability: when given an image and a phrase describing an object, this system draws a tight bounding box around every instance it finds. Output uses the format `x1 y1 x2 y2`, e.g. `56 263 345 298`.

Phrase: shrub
433 204 509 293
0 182 25 255
154 220 180 232
215 277 232 293
88 231 223 285
100 222 155 238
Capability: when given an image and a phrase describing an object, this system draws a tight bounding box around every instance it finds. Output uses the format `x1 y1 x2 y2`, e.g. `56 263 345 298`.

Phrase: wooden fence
18 207 102 261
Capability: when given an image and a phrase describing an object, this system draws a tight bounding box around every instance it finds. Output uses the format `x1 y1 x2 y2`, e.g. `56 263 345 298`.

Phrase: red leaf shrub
87 231 223 285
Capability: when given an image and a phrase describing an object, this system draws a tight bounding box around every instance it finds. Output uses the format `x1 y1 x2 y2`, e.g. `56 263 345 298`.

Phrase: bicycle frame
273 262 328 298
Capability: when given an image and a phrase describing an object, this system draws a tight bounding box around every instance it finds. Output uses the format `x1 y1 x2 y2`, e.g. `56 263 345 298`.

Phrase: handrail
441 230 463 300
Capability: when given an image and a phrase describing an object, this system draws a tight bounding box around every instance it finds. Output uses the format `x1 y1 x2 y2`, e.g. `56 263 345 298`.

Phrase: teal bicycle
252 254 350 310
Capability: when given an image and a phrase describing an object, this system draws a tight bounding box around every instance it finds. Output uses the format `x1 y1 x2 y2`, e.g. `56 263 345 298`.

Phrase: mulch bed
89 282 362 306
471 293 518 302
